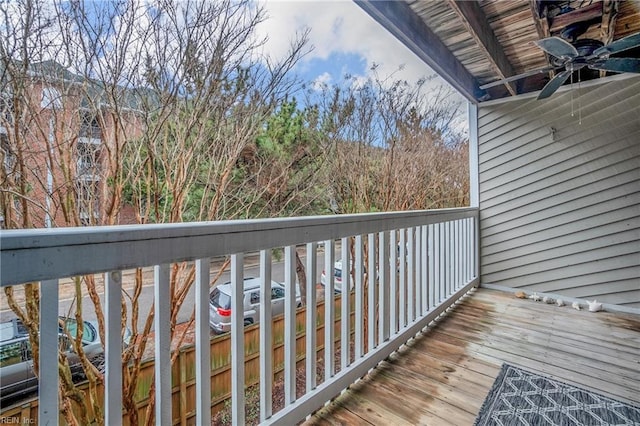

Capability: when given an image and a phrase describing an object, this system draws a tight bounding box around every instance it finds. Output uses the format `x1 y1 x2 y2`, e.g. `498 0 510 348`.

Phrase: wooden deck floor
304 288 640 425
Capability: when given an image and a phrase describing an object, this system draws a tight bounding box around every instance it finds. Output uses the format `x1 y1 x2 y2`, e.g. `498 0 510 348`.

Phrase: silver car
209 277 301 334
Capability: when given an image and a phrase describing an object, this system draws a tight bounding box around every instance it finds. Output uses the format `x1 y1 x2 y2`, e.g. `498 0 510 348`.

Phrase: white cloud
257 0 440 89
311 71 332 91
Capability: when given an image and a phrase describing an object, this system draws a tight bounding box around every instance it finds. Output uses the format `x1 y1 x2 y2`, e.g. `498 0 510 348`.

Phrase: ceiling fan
480 32 640 100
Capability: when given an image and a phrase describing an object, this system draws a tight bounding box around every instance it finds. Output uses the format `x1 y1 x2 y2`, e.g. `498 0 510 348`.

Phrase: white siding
478 76 640 309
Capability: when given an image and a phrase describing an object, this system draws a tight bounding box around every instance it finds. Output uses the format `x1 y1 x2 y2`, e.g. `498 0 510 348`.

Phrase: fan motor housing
550 39 605 83
550 38 604 67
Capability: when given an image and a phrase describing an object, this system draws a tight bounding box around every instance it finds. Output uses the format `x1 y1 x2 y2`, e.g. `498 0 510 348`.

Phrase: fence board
0 295 354 424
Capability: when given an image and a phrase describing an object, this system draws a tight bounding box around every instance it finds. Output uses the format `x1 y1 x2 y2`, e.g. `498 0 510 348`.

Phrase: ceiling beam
354 0 481 104
600 0 619 77
548 1 603 33
529 0 555 79
447 0 518 96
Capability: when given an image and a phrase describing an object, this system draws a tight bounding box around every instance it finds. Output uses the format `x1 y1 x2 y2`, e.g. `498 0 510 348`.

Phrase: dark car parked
0 317 130 406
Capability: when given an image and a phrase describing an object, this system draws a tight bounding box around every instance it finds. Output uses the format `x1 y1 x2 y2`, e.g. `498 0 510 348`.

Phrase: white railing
0 208 479 425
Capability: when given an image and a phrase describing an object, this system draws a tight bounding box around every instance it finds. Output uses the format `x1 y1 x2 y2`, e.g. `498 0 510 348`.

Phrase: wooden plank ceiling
356 0 640 103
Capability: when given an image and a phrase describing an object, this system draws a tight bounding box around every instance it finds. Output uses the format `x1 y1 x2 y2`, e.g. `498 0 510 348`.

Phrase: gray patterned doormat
474 364 640 426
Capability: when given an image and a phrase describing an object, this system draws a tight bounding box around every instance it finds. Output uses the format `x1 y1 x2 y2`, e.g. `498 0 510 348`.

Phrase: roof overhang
355 1 640 104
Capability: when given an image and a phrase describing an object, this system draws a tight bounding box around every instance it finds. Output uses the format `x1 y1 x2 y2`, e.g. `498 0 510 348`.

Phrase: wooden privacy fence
0 295 354 425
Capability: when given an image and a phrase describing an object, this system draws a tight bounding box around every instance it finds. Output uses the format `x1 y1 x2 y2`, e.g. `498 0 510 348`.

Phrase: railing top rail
1 207 477 286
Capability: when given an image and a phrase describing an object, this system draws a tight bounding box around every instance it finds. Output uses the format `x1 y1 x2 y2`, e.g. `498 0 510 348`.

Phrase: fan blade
479 66 557 90
589 58 640 74
535 37 579 59
537 69 572 100
593 32 640 57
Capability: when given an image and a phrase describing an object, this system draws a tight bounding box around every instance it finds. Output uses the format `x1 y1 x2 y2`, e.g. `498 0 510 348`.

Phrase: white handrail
0 208 478 425
1 208 476 286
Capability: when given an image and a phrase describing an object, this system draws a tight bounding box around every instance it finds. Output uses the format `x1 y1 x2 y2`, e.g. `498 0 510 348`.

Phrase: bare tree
319 68 468 214
309 68 468 348
1 0 309 424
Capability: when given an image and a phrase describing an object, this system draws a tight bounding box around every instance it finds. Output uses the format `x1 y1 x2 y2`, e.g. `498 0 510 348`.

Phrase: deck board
304 288 640 425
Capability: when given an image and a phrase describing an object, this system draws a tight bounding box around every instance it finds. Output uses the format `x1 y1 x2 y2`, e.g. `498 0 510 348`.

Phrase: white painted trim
284 245 297 405
305 243 317 393
468 103 479 208
340 238 351 369
399 229 407 328
421 225 428 314
1 208 478 286
354 235 365 359
105 270 123 426
414 227 422 318
368 233 377 349
479 283 640 315
154 264 171 426
427 225 435 310
390 230 398 335
5 208 481 425
39 279 59 425
195 259 212 426
480 73 640 107
231 254 245 425
324 240 335 379
407 229 415 322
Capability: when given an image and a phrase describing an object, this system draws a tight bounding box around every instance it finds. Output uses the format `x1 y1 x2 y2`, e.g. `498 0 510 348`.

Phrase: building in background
0 61 144 228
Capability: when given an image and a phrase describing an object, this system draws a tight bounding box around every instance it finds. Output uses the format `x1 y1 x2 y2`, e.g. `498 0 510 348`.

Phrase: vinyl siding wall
478 76 640 310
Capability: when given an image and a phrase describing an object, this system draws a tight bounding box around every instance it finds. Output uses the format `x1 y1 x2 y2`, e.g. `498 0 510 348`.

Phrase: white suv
320 259 353 293
209 277 301 334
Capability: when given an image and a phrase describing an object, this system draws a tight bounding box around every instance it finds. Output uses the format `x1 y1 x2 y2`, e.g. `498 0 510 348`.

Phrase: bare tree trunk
295 250 307 305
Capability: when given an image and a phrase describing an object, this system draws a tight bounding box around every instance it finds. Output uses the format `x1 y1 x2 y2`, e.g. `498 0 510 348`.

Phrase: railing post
457 220 462 289
407 229 414 323
367 233 376 350
414 226 422 318
195 259 211 426
354 235 364 359
453 221 458 291
340 238 351 370
305 243 317 393
450 221 455 291
436 223 443 304
154 264 171 426
462 219 468 283
399 229 406 329
260 250 273 420
451 220 460 294
468 218 472 283
474 213 480 282
390 230 398 335
285 245 297 405
442 222 448 299
39 279 59 425
378 231 389 342
324 240 335 380
231 254 245 425
428 224 435 310
442 221 451 299
421 225 428 314
105 270 123 426
451 221 455 294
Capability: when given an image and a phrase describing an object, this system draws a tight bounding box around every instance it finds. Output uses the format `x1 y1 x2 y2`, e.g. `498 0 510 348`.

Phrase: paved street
1 252 326 331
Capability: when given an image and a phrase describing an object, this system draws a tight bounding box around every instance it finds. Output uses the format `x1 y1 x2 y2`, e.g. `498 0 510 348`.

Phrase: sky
257 0 465 104
2 0 467 132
